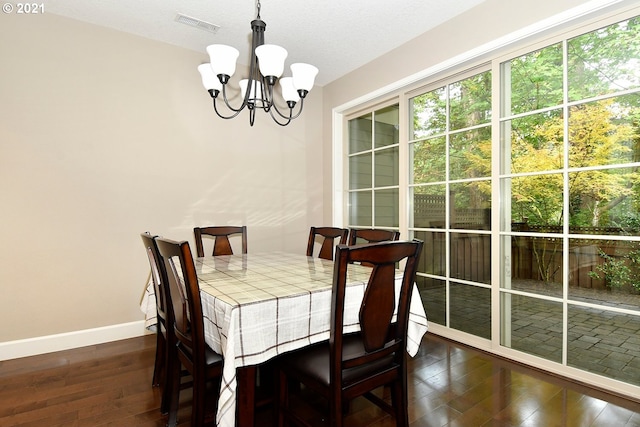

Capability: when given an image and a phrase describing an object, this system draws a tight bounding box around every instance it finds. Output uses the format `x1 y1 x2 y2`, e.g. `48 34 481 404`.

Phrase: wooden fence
416 232 491 284
511 227 638 289
415 222 636 289
413 194 638 289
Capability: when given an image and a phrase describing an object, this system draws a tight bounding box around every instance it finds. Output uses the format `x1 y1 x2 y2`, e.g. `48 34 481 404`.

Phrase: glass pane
568 305 640 386
500 236 562 298
568 16 640 101
449 70 492 130
414 230 446 276
451 282 491 339
412 184 446 228
349 191 371 226
450 232 491 284
569 95 640 168
503 174 563 229
503 43 563 116
416 276 446 325
374 105 399 148
501 293 563 363
568 168 640 233
450 181 491 230
348 153 371 190
503 234 564 293
569 238 640 310
502 110 563 175
374 188 399 227
450 127 492 180
374 147 399 187
348 113 371 153
411 137 446 184
410 86 446 139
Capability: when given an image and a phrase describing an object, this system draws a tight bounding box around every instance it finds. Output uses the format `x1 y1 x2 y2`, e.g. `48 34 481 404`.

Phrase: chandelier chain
256 0 261 19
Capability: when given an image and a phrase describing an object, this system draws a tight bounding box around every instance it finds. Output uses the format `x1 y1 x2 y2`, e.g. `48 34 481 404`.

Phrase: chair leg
330 392 343 427
160 341 175 415
152 331 165 387
391 380 409 427
166 358 182 427
277 369 288 427
191 374 205 427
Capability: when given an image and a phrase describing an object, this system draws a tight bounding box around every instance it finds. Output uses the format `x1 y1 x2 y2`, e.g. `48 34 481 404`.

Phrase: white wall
0 12 324 346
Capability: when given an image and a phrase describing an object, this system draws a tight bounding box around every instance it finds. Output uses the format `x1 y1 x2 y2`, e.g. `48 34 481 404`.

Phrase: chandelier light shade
197 0 318 126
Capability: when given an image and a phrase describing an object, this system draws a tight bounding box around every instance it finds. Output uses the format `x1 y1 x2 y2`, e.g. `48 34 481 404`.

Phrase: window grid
347 105 401 230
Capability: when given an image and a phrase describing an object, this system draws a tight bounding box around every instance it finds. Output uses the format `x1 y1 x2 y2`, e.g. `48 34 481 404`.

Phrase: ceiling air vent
175 13 220 34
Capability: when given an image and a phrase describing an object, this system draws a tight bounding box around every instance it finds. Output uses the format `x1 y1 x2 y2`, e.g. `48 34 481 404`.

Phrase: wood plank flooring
1 333 639 426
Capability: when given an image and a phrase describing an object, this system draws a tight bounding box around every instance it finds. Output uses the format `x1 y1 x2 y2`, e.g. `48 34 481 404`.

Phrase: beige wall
0 13 323 342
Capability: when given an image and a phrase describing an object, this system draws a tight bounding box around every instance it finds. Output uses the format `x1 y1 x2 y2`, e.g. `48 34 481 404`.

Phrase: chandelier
197 0 318 126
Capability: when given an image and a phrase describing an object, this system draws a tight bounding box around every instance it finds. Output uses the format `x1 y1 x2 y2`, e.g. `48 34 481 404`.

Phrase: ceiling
45 0 485 86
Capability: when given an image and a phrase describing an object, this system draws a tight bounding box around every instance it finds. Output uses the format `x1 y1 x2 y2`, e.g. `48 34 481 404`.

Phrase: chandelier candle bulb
255 44 288 82
279 77 300 104
197 64 222 93
291 63 319 95
206 44 239 83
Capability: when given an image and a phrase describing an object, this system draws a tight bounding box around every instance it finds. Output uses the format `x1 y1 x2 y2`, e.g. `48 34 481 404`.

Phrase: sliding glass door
499 15 640 384
344 10 640 391
408 69 493 338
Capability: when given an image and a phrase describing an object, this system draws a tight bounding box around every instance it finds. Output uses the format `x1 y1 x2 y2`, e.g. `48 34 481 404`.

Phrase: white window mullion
561 38 570 368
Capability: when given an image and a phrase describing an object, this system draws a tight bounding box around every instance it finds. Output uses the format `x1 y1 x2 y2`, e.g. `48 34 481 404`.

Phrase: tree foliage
410 15 640 232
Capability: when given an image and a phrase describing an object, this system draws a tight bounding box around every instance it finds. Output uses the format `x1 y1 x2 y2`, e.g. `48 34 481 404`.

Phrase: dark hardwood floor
1 333 639 426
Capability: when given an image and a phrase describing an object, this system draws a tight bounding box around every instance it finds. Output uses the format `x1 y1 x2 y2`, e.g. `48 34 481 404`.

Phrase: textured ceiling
45 0 485 86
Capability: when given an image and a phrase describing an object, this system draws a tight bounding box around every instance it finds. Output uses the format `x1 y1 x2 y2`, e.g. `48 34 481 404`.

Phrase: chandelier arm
212 98 243 120
218 83 248 113
270 97 305 121
267 106 293 126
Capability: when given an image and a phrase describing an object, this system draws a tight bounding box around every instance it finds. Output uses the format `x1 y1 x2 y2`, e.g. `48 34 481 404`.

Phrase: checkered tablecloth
141 252 428 427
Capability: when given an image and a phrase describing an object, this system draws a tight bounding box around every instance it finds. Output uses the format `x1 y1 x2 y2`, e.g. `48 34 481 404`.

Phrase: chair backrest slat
307 226 349 260
194 226 247 257
348 228 401 246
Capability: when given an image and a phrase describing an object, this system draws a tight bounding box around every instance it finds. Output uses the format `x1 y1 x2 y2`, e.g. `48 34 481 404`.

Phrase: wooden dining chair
140 232 174 415
277 239 424 427
348 227 401 245
194 225 247 257
156 237 224 427
348 228 401 267
306 226 349 260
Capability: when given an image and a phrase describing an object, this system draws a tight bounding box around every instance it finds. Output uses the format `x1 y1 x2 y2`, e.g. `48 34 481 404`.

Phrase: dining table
140 251 429 427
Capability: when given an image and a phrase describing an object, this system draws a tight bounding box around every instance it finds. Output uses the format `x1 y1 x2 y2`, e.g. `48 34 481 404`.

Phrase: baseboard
0 320 152 361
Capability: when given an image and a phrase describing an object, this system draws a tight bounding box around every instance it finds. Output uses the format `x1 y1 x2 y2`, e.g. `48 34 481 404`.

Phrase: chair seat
176 343 223 372
281 334 397 388
205 346 224 366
